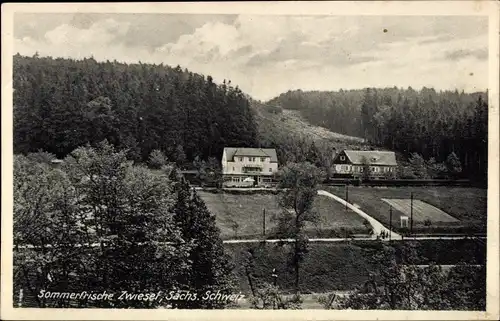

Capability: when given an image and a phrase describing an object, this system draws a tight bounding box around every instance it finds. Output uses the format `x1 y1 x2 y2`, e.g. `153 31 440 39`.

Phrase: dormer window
340 156 345 161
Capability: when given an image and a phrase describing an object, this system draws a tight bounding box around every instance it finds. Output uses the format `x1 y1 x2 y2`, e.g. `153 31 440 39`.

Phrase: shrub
26 150 57 164
264 105 283 115
148 149 167 169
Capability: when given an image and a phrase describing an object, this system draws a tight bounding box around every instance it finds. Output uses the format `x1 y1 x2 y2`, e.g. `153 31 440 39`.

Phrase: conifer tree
168 169 236 308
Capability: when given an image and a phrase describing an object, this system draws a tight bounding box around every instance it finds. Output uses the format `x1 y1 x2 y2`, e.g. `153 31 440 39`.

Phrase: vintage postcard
1 1 499 320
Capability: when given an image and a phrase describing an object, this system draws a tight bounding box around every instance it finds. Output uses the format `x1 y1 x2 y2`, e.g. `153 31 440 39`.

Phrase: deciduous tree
276 162 324 294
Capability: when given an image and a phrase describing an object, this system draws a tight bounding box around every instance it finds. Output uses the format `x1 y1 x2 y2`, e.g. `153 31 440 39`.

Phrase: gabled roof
339 150 397 166
224 147 278 163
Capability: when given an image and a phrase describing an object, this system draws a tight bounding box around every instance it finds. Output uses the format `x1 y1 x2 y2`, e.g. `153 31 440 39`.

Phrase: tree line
13 141 235 308
13 54 258 163
267 88 488 182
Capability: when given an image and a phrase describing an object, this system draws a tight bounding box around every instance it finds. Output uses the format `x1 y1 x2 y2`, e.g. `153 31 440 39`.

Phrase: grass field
198 191 370 240
225 242 373 294
325 186 486 234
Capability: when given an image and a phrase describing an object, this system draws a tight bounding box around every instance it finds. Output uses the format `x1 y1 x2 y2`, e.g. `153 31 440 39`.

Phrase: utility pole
345 184 349 211
389 205 393 241
410 192 414 237
263 208 266 237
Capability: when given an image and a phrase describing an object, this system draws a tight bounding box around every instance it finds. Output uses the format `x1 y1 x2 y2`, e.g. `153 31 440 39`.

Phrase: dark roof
224 147 278 163
340 150 397 166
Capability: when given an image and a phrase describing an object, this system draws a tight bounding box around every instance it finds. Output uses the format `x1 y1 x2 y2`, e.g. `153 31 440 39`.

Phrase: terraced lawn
198 191 370 240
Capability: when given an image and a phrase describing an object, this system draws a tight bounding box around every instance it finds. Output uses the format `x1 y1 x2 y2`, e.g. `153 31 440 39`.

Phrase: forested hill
13 54 258 162
267 88 488 180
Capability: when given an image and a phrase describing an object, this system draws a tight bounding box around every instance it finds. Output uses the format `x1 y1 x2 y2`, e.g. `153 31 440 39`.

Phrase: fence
325 178 476 187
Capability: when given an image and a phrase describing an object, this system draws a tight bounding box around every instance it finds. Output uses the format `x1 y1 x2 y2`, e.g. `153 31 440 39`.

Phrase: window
340 156 345 161
269 168 272 172
239 157 243 162
232 167 235 171
261 157 266 162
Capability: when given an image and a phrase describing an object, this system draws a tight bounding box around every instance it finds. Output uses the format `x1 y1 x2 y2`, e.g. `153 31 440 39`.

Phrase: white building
222 147 279 186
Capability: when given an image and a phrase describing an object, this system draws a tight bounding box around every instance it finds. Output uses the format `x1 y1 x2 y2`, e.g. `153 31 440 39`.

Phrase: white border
2 2 499 320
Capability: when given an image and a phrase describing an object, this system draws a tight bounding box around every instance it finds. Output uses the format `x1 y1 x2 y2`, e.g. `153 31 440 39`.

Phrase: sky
13 13 489 101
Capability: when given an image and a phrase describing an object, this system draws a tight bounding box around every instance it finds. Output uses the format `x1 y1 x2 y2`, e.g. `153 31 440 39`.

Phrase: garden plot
381 198 459 223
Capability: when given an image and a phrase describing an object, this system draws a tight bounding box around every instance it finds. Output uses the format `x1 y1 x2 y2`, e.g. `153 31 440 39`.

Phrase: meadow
198 190 371 240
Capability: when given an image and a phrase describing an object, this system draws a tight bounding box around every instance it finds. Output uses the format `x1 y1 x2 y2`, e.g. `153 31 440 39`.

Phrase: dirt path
317 190 402 240
15 235 485 249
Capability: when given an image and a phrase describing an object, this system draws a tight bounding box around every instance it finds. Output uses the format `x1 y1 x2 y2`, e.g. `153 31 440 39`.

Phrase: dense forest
13 55 488 182
13 54 258 162
267 88 488 181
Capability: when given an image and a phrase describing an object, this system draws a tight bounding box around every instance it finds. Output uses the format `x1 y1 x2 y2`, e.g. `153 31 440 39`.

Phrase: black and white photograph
1 2 499 320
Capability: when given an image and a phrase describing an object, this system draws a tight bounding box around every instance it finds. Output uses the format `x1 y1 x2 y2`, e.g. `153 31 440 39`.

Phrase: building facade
332 150 397 178
222 147 279 187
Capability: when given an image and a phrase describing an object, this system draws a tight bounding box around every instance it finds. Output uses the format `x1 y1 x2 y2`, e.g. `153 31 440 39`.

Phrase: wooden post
389 206 393 241
263 208 266 237
410 192 414 236
345 184 349 211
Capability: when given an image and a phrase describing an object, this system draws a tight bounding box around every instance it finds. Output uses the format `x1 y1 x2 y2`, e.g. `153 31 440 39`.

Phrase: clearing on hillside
381 199 459 223
253 103 372 150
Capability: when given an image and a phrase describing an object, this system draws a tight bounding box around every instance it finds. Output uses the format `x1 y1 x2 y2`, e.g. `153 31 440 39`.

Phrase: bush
382 170 397 180
393 224 483 236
